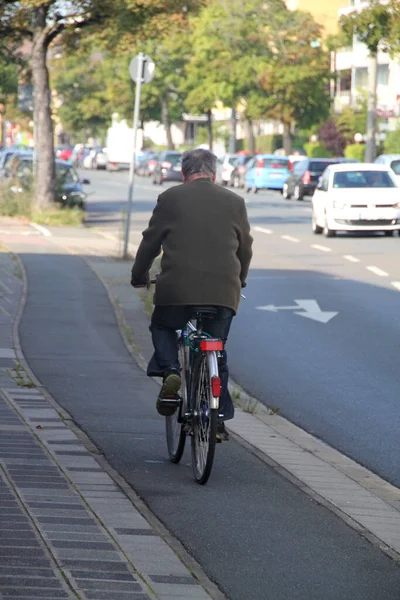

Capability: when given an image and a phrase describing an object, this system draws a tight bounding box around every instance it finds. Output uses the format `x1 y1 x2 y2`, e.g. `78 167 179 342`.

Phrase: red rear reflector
302 170 311 184
211 376 221 398
200 339 223 351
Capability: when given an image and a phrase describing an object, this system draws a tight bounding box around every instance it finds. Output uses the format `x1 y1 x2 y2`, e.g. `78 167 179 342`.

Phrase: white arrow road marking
392 282 400 291
256 299 338 324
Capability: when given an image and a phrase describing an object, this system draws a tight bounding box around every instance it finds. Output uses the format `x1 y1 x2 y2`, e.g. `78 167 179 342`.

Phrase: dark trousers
148 305 235 421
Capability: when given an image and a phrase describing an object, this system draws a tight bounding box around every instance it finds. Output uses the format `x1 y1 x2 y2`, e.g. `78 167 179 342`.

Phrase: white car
216 154 239 185
374 154 400 185
312 164 400 237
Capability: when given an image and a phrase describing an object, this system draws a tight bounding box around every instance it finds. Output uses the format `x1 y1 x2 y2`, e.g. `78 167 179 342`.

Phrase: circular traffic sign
129 54 155 84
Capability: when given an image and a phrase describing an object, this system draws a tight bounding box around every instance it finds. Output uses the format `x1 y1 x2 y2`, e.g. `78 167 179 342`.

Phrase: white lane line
253 226 273 235
281 235 300 243
391 281 400 291
366 266 389 277
311 244 332 253
343 255 360 263
30 222 52 237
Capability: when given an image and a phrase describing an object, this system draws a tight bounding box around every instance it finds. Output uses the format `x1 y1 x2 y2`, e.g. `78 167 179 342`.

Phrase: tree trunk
365 53 378 162
207 109 213 151
246 118 255 154
31 8 56 209
282 122 293 156
161 95 174 150
228 105 237 154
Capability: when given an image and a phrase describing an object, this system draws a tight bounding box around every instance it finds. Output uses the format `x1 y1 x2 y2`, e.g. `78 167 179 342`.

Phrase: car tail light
302 170 311 184
200 339 223 351
256 158 264 168
148 160 156 166
288 161 293 171
161 161 172 169
211 376 221 398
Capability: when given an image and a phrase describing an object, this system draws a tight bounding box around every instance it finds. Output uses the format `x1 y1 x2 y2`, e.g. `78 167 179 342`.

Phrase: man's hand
130 275 150 289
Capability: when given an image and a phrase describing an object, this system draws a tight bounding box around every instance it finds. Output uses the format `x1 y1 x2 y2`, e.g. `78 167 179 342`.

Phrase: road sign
256 299 338 324
129 54 155 85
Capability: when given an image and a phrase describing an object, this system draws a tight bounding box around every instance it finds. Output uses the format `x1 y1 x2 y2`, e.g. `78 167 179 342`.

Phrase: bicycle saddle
189 306 218 318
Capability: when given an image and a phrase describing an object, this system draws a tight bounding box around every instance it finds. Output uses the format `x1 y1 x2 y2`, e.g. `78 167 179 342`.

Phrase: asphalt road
83 169 400 487
12 230 400 600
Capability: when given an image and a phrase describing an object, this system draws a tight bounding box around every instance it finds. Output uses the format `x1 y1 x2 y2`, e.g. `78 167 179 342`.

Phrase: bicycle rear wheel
191 353 218 484
165 339 187 463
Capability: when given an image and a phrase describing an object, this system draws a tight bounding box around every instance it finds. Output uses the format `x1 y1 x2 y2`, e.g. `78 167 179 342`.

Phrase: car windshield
310 161 333 173
228 157 238 166
390 160 400 175
261 159 288 169
165 154 181 165
333 170 396 188
57 165 79 184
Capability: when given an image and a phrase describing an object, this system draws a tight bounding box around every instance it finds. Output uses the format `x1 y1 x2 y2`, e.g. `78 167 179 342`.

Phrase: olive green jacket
131 178 253 314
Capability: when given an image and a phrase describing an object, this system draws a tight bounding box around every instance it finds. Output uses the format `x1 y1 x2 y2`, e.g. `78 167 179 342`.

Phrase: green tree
0 0 201 208
186 0 280 153
258 10 330 155
339 0 400 161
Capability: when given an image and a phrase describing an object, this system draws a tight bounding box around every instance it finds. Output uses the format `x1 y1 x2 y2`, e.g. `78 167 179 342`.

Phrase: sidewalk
0 240 217 600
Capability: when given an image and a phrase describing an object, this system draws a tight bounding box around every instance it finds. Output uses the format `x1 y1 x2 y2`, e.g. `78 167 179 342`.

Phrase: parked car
229 155 254 188
312 163 400 237
0 147 33 177
375 154 400 185
245 155 290 193
152 151 182 185
5 155 90 208
82 147 107 170
137 151 158 176
283 158 348 201
216 154 239 186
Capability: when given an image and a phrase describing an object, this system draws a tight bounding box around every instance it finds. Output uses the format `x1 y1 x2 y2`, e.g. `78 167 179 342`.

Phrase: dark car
152 151 182 185
283 158 359 201
229 155 254 188
5 155 90 208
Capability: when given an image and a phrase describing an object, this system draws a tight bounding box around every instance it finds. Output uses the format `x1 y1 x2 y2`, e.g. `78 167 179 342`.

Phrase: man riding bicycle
131 149 253 438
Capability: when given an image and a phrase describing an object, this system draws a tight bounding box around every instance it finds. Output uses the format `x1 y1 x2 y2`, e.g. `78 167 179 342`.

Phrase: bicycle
158 306 223 485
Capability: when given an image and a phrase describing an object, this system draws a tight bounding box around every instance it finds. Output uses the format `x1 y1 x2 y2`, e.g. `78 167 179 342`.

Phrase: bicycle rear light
200 339 223 351
211 376 221 398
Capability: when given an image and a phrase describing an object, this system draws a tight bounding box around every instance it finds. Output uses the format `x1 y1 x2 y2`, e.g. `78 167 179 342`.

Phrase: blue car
245 155 290 193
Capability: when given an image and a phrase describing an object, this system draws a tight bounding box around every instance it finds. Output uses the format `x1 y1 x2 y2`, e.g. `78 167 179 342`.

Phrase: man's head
181 149 217 183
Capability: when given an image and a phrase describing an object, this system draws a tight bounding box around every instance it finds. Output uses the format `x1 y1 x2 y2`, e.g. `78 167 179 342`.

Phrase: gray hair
181 149 217 179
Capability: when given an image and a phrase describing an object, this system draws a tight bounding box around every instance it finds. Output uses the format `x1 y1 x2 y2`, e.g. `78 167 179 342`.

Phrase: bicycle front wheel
166 340 187 463
191 353 218 484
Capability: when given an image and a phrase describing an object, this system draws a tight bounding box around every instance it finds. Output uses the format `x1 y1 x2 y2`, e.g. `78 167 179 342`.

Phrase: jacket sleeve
131 196 169 283
236 199 253 283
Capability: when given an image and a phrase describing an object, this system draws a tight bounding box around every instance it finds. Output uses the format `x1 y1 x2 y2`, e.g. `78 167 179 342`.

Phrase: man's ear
181 172 186 183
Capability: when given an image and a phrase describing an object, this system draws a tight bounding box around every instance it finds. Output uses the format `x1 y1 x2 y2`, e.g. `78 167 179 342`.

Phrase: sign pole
123 52 145 259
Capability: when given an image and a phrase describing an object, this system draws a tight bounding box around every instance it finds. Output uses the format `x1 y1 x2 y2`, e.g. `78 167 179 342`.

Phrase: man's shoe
156 370 181 417
216 421 229 443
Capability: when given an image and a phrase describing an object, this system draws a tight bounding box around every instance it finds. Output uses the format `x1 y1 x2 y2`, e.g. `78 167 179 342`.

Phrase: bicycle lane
7 226 400 600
